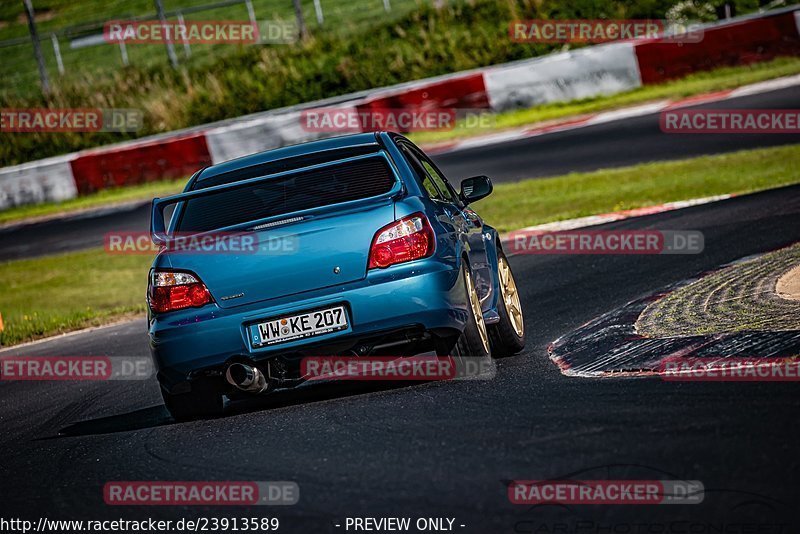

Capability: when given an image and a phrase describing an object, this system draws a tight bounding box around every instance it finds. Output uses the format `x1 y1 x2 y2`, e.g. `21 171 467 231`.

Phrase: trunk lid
163 201 394 308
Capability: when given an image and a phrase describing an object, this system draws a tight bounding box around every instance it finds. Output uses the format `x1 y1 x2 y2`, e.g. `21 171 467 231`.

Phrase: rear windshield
176 157 395 233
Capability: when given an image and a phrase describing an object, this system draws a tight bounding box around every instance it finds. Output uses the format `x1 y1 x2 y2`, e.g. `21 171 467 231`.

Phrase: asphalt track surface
2 184 800 531
1 85 799 261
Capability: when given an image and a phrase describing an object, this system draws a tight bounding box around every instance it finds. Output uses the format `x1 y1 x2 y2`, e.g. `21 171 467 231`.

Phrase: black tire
489 249 526 356
454 262 492 359
161 380 224 421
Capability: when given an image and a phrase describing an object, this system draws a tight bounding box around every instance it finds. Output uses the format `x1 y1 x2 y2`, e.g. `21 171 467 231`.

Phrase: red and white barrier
634 9 800 84
70 132 212 195
205 110 339 163
1 6 798 211
484 42 642 111
357 73 490 113
0 155 77 210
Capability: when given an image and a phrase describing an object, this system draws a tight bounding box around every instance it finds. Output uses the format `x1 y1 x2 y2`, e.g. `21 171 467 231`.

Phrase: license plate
252 305 348 347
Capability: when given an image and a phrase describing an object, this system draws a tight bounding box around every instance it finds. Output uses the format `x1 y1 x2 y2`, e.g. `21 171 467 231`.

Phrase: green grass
473 144 800 233
2 143 798 347
0 248 152 347
409 57 800 145
0 177 186 226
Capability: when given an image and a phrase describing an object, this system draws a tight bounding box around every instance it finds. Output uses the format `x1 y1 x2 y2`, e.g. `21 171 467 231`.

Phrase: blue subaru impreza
148 132 525 419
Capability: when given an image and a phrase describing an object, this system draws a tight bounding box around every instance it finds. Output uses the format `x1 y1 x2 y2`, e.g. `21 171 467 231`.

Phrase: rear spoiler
150 150 403 244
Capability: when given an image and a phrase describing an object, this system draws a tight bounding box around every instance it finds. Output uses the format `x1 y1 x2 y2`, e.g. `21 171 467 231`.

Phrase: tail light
368 213 435 269
148 270 213 314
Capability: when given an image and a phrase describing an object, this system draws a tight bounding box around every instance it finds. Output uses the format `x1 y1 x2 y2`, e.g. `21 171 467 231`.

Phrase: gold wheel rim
466 268 490 354
499 255 524 337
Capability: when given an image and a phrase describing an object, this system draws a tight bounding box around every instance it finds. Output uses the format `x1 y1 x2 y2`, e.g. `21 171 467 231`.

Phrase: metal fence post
23 0 50 95
119 40 129 66
313 0 324 25
244 0 259 42
154 0 179 68
292 0 308 39
244 0 257 25
50 33 65 75
176 11 192 58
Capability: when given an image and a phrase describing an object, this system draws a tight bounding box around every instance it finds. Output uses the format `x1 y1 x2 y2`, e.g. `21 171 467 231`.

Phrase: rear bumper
149 259 467 390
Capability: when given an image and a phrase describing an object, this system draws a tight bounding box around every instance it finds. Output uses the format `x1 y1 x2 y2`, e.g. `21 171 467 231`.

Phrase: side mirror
459 175 493 205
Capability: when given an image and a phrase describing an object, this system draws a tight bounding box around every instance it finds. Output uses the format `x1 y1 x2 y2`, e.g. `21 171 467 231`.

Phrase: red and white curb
424 74 800 155
501 194 733 252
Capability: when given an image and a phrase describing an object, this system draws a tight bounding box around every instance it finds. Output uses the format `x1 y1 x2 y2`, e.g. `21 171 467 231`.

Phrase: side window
418 156 457 204
401 145 445 201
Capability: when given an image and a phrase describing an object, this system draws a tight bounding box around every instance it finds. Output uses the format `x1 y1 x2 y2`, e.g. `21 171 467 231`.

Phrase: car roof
195 132 385 183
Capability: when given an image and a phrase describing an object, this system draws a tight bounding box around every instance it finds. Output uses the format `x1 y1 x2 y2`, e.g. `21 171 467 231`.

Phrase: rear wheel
161 379 224 421
454 263 492 359
489 249 526 356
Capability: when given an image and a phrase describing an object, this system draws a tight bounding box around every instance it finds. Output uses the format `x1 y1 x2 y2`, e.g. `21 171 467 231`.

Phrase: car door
401 142 493 303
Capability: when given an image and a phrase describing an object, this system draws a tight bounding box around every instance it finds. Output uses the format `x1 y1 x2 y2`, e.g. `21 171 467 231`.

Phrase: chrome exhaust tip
225 362 271 394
